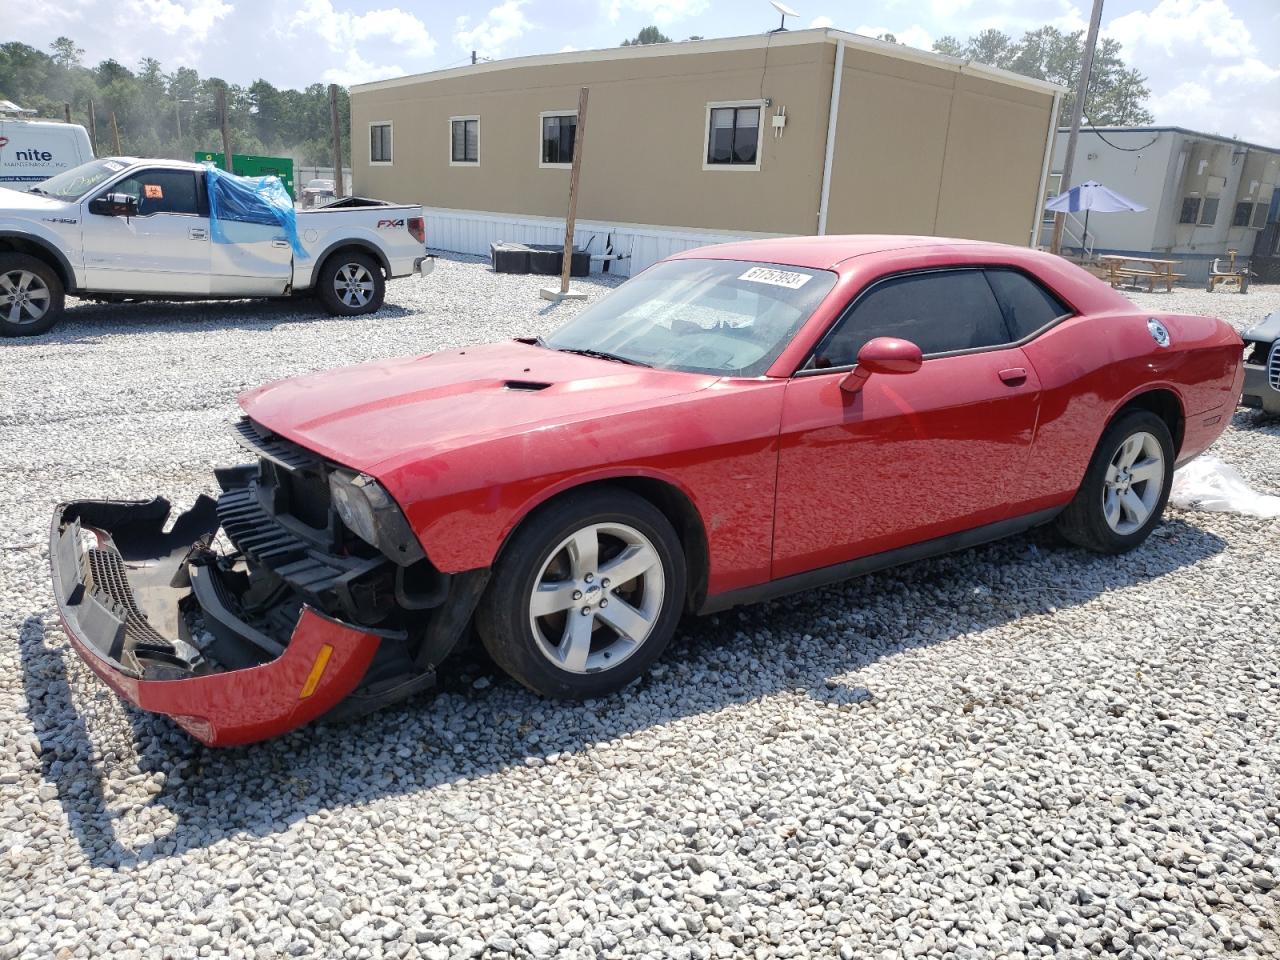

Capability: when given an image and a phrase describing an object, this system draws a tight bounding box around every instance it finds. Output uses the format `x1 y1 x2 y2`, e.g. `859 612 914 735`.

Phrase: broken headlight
328 469 425 565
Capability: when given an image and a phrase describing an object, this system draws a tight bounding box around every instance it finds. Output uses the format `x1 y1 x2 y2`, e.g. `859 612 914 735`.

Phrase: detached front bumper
49 498 384 747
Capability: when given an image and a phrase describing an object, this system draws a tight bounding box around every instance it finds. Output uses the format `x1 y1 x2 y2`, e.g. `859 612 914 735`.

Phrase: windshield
33 158 129 202
545 259 837 376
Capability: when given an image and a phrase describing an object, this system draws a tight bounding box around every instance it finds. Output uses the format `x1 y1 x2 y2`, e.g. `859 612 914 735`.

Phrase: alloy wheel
333 263 375 308
1102 431 1165 535
0 270 51 326
528 522 666 674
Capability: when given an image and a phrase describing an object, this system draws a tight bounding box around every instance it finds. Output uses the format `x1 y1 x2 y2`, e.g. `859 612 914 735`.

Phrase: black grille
233 418 320 472
82 547 171 652
1270 342 1280 392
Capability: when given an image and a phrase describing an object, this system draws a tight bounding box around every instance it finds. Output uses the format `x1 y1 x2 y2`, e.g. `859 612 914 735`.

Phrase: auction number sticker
738 266 811 289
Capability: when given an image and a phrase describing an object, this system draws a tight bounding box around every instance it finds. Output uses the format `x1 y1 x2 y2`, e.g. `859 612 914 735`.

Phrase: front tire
1056 409 1174 554
0 254 64 337
317 250 385 316
476 487 687 699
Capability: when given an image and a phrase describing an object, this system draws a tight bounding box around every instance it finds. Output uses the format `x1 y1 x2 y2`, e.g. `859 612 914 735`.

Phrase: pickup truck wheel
1056 409 1174 554
476 487 687 700
0 254 64 337
317 251 385 316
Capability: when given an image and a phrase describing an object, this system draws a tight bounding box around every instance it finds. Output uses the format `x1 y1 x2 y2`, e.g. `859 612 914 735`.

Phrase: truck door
208 219 293 296
81 167 210 294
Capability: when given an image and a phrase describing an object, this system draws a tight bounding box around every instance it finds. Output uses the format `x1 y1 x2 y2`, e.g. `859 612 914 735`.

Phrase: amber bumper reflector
299 644 334 699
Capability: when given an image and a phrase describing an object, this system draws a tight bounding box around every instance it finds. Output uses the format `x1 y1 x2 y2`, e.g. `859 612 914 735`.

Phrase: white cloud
455 1 532 58
809 15 834 28
605 0 709 26
1214 58 1280 86
288 0 436 59
321 50 405 86
1106 0 1256 61
854 23 934 50
125 0 232 40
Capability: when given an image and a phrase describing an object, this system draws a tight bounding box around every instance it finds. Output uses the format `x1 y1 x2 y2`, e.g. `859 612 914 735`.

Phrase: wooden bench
1111 268 1186 293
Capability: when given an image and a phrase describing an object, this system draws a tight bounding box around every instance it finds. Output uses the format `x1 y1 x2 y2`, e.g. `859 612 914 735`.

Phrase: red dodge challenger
50 236 1244 746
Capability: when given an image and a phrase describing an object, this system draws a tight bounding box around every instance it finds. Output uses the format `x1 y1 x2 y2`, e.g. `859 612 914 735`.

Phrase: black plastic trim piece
699 507 1063 614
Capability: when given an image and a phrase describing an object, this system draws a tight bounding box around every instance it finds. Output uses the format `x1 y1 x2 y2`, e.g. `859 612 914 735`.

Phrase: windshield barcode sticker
738 267 811 289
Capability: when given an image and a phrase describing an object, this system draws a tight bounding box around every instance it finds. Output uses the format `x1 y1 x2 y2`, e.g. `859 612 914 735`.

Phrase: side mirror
839 337 923 393
89 193 138 218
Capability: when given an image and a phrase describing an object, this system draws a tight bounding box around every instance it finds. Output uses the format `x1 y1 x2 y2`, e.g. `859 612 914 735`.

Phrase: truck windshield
544 259 837 377
32 158 129 202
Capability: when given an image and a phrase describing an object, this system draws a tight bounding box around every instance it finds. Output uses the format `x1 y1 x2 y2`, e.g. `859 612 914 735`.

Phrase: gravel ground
1 261 1278 960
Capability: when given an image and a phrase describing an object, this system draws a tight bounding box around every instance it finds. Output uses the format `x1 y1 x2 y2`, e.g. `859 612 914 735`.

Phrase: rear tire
317 250 385 316
475 487 687 700
0 254 64 337
1056 409 1174 554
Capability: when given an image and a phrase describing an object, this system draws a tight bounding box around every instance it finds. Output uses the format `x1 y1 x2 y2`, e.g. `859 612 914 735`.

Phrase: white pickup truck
0 157 433 336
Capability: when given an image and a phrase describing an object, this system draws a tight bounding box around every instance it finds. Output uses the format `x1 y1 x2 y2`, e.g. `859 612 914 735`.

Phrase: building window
1179 196 1200 225
370 122 393 165
1042 172 1063 224
1234 201 1256 228
451 117 479 165
1253 198 1272 229
540 112 576 167
1199 196 1220 226
704 101 763 170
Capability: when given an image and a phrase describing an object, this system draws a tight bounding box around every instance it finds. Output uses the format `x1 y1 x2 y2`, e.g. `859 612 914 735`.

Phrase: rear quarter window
984 268 1071 341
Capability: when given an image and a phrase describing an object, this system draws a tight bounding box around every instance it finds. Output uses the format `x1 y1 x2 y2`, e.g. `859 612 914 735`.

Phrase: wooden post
556 87 589 296
329 83 345 199
217 85 232 173
63 102 72 124
110 112 122 154
87 100 98 154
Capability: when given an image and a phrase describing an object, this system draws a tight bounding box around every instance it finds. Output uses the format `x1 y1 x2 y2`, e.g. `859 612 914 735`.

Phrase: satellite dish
770 0 798 31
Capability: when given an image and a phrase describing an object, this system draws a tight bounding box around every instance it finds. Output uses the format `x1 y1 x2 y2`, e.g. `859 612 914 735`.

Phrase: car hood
0 185 72 213
1243 311 1280 343
240 340 719 474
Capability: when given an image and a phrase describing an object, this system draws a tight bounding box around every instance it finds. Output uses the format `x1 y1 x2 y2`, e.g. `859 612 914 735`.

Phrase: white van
0 119 94 186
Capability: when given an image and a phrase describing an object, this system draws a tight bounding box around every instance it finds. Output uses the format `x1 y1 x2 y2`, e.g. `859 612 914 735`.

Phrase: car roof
669 235 1043 272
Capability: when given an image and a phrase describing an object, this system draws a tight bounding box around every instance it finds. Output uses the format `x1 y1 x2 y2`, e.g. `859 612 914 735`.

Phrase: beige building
351 29 1062 275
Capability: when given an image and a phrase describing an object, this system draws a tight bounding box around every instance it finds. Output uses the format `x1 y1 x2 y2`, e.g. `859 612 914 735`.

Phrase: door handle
272 238 289 248
998 367 1028 385
189 227 208 241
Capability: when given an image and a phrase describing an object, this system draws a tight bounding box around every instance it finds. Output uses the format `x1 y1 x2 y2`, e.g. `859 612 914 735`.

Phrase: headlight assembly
328 469 425 565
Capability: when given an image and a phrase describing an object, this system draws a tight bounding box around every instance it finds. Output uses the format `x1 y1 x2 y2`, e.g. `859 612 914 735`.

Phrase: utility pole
175 99 182 140
87 99 98 154
217 85 232 174
63 102 71 124
1051 0 1105 255
329 83 345 198
471 50 477 65
110 112 122 154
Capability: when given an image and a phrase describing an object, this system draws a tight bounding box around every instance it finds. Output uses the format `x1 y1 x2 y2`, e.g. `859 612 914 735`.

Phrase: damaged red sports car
50 236 1244 746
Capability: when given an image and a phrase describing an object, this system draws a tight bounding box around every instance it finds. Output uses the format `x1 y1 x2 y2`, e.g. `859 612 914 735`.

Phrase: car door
771 268 1042 580
81 167 210 294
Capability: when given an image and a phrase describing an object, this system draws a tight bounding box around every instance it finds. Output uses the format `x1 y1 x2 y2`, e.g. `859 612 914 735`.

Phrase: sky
11 0 1280 145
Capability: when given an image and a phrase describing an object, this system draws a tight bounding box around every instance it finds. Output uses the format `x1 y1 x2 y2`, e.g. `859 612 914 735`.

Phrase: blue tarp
204 165 307 258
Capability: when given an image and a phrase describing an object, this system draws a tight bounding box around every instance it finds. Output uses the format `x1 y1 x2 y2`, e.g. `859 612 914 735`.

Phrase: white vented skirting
424 207 783 277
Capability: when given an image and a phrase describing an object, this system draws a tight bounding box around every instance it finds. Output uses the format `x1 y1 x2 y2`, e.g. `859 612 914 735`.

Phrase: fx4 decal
376 218 406 229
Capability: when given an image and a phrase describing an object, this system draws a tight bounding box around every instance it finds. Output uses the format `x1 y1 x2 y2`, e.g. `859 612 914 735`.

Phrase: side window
985 269 1070 340
811 270 1010 369
106 170 200 216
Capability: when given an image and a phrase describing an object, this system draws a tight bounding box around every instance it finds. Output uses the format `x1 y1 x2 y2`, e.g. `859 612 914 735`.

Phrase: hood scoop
503 380 552 392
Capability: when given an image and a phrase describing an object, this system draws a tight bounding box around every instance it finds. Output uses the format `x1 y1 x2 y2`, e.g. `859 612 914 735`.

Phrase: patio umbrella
1045 180 1147 252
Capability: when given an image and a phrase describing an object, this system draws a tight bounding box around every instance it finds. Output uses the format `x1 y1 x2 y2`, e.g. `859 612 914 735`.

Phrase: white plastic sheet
1169 455 1280 518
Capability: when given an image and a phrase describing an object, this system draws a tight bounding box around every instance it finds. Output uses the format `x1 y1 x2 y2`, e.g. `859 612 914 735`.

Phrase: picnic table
1098 255 1185 293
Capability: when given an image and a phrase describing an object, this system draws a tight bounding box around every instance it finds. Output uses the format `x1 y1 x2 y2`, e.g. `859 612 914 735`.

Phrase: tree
0 36 353 166
621 26 672 46
875 33 899 44
48 37 83 69
932 26 1153 126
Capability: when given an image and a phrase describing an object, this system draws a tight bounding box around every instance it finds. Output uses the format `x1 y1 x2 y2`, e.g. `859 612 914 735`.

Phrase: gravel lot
1 259 1278 960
